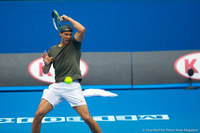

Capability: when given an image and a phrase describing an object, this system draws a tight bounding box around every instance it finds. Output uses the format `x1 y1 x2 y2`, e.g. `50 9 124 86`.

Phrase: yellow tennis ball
64 76 73 84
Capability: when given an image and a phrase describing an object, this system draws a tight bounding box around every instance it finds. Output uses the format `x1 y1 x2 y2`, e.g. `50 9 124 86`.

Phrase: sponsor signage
0 114 169 124
28 57 89 83
1 51 199 88
174 52 200 80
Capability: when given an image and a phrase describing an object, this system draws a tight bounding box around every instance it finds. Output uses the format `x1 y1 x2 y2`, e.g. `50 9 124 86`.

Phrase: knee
34 110 45 121
82 115 93 124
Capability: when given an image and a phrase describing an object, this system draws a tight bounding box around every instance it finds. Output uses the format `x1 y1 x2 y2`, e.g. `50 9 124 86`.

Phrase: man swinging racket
32 13 103 133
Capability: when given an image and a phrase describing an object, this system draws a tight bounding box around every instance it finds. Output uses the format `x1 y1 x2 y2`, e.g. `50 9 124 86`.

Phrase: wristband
44 62 50 66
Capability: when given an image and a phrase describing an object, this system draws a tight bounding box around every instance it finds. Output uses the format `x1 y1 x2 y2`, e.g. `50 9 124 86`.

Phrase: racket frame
52 10 61 30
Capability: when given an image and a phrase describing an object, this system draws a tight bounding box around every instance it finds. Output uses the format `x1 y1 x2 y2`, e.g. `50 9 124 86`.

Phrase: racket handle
60 17 65 21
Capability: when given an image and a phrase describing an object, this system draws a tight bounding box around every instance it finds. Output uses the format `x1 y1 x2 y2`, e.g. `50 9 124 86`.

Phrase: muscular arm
61 15 86 42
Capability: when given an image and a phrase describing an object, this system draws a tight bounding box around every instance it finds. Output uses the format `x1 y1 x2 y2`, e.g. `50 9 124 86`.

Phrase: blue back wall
0 0 200 53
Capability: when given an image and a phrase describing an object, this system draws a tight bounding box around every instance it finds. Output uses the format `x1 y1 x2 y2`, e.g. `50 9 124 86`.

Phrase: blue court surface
0 87 200 133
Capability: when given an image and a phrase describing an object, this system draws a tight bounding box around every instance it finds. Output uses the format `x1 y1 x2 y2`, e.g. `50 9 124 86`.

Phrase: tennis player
32 15 102 133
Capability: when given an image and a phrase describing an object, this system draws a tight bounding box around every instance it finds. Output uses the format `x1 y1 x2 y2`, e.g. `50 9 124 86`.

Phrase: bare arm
42 65 51 74
42 51 53 74
60 15 85 42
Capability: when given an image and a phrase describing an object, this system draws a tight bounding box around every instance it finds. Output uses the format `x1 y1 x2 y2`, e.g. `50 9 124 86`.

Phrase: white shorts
42 80 87 108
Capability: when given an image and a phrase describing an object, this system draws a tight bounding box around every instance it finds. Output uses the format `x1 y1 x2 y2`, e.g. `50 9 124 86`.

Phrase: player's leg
73 105 102 133
32 99 53 133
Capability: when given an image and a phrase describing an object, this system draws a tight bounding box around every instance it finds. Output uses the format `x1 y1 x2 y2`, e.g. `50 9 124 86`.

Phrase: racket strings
52 11 61 30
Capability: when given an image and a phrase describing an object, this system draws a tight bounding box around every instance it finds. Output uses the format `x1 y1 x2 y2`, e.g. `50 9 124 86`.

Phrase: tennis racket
52 10 63 30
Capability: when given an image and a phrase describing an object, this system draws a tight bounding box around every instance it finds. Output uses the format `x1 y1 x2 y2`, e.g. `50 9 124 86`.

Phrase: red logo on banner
174 52 200 80
28 57 89 83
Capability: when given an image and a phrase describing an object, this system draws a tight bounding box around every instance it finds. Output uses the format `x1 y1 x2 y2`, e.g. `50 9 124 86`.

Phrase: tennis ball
64 76 73 84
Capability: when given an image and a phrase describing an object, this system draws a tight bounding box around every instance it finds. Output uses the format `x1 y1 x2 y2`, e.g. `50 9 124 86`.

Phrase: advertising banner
0 52 132 87
132 50 200 85
0 50 199 90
